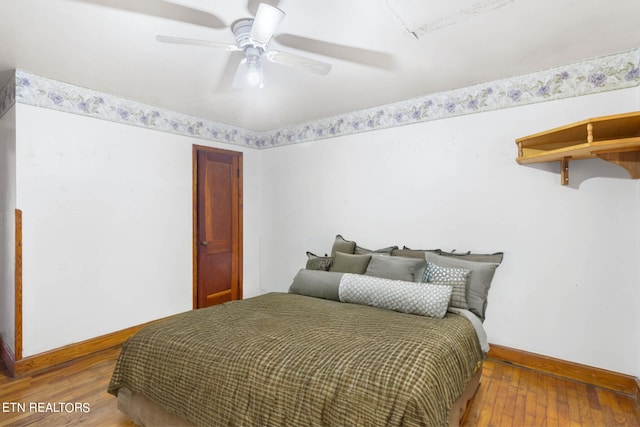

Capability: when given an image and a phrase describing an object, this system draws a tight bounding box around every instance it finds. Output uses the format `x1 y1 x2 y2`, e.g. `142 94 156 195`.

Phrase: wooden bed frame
447 365 482 426
116 363 483 427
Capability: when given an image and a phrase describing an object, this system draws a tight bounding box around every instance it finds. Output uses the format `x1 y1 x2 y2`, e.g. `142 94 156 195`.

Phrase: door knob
199 241 208 246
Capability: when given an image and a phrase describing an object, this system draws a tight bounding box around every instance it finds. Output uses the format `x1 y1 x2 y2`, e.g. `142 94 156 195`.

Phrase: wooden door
194 146 242 308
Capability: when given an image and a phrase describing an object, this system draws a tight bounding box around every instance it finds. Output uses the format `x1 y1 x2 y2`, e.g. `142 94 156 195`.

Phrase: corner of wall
0 70 16 120
0 73 17 356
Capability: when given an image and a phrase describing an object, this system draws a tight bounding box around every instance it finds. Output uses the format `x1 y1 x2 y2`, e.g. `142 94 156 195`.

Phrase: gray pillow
364 255 426 282
329 252 371 274
424 252 500 321
288 269 344 301
439 250 504 264
305 252 333 271
354 245 398 255
391 247 442 259
330 234 357 257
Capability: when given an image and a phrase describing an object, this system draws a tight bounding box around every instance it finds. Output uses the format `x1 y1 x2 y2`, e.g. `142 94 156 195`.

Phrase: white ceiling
2 0 639 131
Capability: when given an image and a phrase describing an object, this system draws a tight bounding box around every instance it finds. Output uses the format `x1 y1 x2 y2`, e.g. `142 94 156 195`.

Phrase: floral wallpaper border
15 70 258 147
14 47 640 149
257 48 640 148
0 71 16 119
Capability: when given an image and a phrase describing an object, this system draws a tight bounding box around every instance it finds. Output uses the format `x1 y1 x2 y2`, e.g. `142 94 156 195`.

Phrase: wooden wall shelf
516 111 640 185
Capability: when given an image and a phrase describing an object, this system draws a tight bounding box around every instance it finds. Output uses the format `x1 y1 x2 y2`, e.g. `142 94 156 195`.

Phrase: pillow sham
330 234 357 257
438 250 504 264
422 261 471 309
354 245 398 255
339 274 452 318
305 252 333 271
329 252 372 274
391 247 442 259
289 269 344 301
424 252 500 321
365 255 426 282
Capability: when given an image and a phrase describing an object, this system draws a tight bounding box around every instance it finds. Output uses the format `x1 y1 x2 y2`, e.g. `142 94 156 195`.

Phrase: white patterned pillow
338 274 452 318
422 262 471 309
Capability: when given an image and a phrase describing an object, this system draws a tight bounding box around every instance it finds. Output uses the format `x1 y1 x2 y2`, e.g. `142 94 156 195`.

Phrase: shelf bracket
595 150 640 179
560 157 570 186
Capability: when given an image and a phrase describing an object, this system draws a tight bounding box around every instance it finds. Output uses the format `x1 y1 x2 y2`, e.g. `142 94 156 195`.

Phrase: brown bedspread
108 293 483 426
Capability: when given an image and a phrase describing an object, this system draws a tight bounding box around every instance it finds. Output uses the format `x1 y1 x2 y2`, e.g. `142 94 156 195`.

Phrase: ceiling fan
156 3 332 88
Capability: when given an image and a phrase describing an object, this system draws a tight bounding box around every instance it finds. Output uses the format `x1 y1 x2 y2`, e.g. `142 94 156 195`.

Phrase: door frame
192 145 243 309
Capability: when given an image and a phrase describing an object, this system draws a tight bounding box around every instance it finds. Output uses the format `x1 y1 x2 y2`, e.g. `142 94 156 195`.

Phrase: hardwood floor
0 347 134 427
1 347 638 426
463 360 640 427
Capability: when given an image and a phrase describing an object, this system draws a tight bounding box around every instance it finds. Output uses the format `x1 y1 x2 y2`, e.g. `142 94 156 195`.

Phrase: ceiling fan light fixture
250 3 286 45
232 48 264 89
246 50 263 87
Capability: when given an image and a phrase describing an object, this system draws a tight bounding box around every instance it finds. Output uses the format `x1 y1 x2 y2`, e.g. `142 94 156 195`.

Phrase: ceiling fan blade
232 59 248 89
156 35 241 51
274 34 396 70
216 53 245 91
69 0 226 29
250 3 286 45
266 50 332 75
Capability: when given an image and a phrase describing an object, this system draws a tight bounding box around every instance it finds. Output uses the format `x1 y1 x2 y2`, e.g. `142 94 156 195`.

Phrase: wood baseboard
488 343 640 398
3 321 157 378
0 336 16 375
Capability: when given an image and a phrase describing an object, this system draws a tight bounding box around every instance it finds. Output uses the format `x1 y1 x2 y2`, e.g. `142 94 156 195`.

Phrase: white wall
637 179 640 378
15 104 263 356
636 90 640 380
260 88 640 377
0 105 16 354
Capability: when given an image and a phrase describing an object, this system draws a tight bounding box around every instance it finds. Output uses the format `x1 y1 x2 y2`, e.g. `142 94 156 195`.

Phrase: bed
108 237 502 427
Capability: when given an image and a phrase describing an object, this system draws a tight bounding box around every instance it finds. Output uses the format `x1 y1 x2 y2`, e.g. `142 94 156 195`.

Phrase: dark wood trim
192 146 198 309
487 343 639 397
636 378 640 405
237 154 243 300
192 144 243 308
4 320 163 378
14 208 22 361
0 336 15 375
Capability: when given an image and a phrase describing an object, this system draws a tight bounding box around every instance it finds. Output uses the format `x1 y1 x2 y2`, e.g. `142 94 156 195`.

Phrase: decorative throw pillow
305 252 333 271
329 252 372 274
330 235 357 257
364 255 426 282
339 274 452 318
424 252 501 321
422 262 471 309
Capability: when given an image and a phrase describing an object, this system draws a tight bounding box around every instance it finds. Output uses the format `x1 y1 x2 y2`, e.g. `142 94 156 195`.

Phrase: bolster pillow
288 269 345 301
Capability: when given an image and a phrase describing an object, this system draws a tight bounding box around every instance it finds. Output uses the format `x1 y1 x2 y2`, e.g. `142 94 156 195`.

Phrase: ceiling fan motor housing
232 18 258 50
